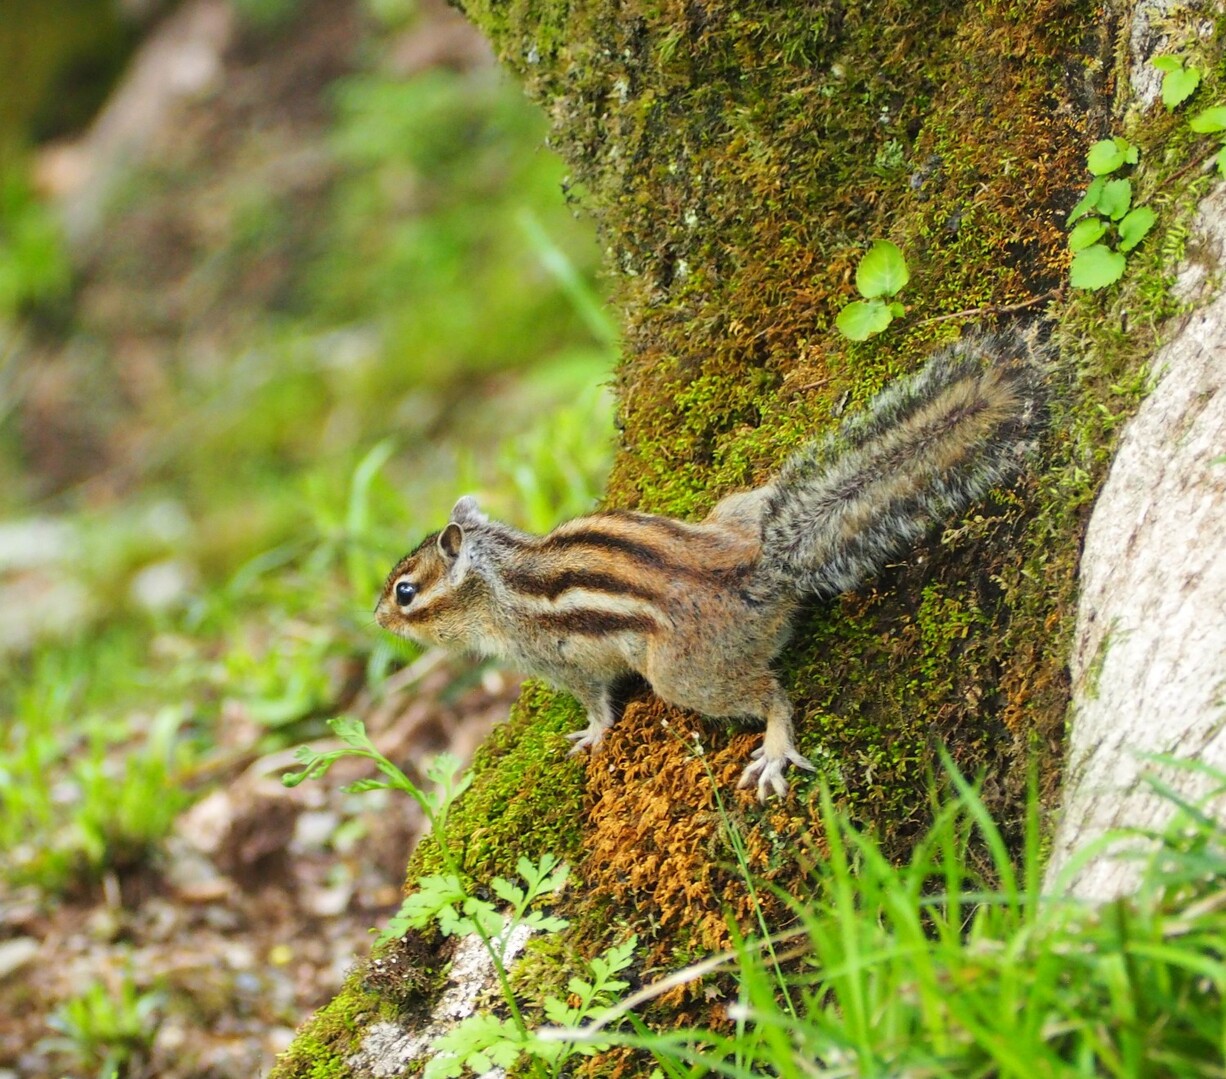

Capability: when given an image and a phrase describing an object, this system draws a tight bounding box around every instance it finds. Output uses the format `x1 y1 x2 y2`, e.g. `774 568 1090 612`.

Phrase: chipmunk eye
394 581 418 606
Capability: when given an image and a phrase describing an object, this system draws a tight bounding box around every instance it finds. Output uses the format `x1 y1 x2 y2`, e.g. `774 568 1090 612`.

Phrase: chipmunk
375 327 1045 801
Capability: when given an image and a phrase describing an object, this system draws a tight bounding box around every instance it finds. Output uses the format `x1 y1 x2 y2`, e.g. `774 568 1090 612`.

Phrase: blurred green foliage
45 963 163 1076
0 3 616 897
309 68 605 385
0 171 71 319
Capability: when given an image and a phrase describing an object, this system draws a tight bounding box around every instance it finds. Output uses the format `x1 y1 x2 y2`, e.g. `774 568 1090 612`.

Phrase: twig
915 288 1062 327
537 926 811 1040
1163 144 1223 190
793 376 832 393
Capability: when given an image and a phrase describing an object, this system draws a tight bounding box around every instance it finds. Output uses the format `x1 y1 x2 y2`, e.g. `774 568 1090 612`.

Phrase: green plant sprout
1189 105 1226 176
284 717 639 1078
425 933 638 1079
44 967 163 1077
834 239 910 340
1152 55 1202 110
388 853 570 947
1150 52 1225 178
1067 136 1155 290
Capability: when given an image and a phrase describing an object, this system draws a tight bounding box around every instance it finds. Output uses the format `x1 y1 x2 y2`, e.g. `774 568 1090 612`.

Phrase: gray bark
1046 182 1226 898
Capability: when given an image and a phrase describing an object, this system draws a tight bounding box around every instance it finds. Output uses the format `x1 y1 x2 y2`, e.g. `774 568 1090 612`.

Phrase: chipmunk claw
738 746 816 803
566 725 606 756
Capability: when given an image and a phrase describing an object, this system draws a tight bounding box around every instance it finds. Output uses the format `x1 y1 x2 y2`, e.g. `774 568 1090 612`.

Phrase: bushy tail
762 325 1047 599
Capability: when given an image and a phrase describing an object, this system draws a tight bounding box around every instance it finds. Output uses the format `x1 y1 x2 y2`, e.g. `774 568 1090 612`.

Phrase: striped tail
762 326 1047 599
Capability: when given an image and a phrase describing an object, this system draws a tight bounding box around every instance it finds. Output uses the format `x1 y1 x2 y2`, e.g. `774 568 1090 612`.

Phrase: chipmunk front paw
566 723 607 756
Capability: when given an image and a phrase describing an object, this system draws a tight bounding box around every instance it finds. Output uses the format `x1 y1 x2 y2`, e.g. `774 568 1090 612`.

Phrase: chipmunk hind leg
649 661 814 802
733 678 816 802
565 679 619 755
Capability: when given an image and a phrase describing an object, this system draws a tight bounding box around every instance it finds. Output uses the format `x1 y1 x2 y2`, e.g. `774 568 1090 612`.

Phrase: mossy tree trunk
272 1 1226 1074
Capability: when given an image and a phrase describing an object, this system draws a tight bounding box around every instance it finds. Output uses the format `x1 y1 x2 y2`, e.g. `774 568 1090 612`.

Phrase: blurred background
0 0 615 1074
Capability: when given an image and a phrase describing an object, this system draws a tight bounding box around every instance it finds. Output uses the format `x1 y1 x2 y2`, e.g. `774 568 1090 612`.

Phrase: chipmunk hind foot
719 678 815 802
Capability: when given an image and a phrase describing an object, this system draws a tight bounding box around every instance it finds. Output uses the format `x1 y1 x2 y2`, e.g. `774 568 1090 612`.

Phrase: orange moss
579 696 827 959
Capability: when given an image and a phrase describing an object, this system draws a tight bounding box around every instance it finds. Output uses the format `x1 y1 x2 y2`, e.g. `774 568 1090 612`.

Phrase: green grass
565 761 1226 1077
44 962 163 1077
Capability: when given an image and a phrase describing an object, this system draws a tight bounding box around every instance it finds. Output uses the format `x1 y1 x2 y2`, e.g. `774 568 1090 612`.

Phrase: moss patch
269 977 387 1079
407 679 589 885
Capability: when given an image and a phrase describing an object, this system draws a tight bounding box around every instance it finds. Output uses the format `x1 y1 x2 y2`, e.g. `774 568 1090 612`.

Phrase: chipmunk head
374 497 489 647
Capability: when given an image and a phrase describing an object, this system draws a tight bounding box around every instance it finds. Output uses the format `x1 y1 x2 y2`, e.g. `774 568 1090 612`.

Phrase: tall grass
553 762 1226 1077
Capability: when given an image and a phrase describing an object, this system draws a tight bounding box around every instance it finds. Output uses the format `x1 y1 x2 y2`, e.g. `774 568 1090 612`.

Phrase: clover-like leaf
855 240 910 298
1069 244 1127 290
1068 217 1108 252
1087 137 1133 175
1068 176 1106 224
836 298 895 341
1118 206 1157 252
1097 178 1133 221
1189 105 1226 133
1216 145 1226 177
1161 63 1201 110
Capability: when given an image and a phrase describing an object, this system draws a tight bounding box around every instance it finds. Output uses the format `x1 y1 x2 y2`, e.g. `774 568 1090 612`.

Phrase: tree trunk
1046 183 1226 899
271 1 1226 1073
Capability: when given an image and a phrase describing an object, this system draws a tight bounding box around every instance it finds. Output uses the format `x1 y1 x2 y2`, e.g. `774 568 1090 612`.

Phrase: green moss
267 976 387 1079
408 680 589 885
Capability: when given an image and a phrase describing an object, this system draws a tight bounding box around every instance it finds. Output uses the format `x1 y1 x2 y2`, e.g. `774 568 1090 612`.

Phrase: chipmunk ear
438 522 465 561
450 496 486 526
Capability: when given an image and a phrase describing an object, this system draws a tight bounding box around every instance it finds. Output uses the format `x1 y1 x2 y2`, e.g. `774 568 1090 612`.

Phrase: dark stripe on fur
535 610 659 636
502 566 660 603
541 528 671 568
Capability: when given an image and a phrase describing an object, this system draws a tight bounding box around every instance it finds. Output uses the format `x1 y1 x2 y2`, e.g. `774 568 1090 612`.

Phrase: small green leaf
1068 217 1108 251
1069 244 1127 290
523 911 570 933
568 975 595 1000
1189 105 1226 133
425 753 463 786
1098 178 1133 221
855 239 910 298
1162 64 1201 109
491 876 526 907
342 778 393 794
1067 176 1106 224
1215 146 1226 176
1118 206 1157 252
1150 56 1182 72
888 300 906 318
543 997 577 1025
835 298 895 340
329 715 370 747
1087 137 1131 175
422 1053 464 1079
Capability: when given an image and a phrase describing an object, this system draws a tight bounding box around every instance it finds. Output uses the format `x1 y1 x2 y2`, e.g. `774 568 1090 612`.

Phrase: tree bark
1046 182 1226 899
